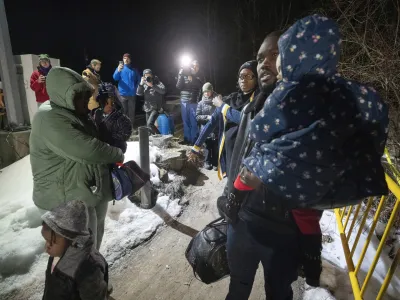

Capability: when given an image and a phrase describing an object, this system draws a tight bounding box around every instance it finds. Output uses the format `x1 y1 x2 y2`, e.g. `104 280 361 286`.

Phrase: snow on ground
320 210 400 300
1 139 399 300
0 142 181 299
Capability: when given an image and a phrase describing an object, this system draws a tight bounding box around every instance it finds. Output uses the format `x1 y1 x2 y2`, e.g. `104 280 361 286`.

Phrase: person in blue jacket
113 53 141 128
189 61 258 180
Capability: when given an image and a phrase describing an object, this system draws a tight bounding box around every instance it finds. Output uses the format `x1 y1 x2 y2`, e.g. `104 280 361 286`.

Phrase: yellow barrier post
335 173 400 300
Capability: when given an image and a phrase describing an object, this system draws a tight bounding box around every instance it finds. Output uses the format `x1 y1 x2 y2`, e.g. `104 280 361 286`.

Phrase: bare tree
320 0 400 158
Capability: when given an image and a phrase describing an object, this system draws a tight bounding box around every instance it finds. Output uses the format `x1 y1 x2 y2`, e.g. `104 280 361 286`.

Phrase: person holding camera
176 60 204 145
113 53 141 128
136 69 166 135
82 59 102 111
30 54 52 108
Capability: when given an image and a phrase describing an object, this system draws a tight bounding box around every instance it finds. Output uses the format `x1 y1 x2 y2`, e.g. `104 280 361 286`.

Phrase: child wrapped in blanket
90 82 132 153
222 15 389 287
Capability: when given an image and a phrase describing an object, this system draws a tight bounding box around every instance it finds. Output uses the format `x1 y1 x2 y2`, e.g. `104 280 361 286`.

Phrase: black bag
185 218 230 284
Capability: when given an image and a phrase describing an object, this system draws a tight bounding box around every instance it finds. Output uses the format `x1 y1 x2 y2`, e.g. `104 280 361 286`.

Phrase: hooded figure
243 15 389 209
30 67 124 249
30 54 52 106
41 200 109 300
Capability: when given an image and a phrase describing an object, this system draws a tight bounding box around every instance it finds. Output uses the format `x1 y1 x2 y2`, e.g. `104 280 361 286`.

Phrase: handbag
111 161 150 200
185 218 230 284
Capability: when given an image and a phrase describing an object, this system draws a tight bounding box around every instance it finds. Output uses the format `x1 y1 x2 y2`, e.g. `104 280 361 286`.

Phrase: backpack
185 218 230 284
111 161 150 200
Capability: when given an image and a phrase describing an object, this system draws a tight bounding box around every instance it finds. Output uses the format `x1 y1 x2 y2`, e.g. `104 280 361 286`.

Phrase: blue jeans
226 219 299 300
180 101 198 144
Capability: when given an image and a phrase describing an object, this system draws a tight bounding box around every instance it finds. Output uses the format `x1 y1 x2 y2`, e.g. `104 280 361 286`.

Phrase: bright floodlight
180 54 192 67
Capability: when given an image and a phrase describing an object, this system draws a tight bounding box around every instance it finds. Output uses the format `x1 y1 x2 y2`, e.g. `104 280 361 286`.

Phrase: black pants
146 111 160 134
205 137 218 167
226 219 299 300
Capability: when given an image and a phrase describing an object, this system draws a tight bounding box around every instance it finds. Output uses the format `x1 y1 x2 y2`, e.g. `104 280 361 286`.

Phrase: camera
181 66 192 76
146 76 153 83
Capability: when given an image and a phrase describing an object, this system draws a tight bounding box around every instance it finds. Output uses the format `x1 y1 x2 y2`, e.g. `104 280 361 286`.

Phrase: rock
150 134 173 148
159 168 169 183
154 149 186 172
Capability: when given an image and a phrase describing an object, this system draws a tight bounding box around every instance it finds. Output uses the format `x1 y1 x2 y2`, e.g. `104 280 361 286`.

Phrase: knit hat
238 60 257 77
202 82 213 93
41 200 90 245
123 53 131 59
143 69 152 75
39 54 50 62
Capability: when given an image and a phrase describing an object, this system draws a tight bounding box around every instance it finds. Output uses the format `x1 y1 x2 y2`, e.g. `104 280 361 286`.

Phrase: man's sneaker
213 166 218 171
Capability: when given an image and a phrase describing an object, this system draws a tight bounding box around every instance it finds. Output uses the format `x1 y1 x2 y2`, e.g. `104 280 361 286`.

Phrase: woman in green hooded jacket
30 67 124 250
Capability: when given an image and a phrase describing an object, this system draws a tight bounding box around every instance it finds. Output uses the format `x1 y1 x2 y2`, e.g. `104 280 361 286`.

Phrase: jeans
226 219 299 300
120 95 136 127
180 101 198 144
87 200 109 250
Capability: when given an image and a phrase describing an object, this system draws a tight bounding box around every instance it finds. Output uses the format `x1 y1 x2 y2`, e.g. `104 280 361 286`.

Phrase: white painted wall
14 54 60 123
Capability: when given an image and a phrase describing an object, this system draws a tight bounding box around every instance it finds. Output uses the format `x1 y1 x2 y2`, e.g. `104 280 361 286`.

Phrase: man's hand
140 77 146 86
38 75 46 83
212 95 223 107
187 150 204 169
187 75 193 82
118 64 124 72
207 115 212 121
147 81 153 87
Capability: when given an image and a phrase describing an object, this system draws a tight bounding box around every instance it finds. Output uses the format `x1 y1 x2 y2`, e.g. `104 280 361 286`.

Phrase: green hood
46 67 93 111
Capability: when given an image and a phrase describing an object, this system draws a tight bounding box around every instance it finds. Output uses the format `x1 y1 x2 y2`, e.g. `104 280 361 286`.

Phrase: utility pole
0 0 24 127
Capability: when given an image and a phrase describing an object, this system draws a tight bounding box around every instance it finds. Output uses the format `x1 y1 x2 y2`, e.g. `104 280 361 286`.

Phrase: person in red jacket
30 54 52 107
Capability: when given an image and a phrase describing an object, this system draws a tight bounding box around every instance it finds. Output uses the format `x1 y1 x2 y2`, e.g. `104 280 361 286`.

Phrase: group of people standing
29 53 167 134
25 13 390 300
187 15 389 300
28 52 167 299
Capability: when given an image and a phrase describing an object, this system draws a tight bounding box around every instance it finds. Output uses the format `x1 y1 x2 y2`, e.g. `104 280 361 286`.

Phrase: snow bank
320 210 400 300
0 142 181 299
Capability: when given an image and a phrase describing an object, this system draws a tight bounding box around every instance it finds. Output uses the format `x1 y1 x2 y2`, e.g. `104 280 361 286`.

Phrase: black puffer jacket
176 73 204 103
42 237 108 300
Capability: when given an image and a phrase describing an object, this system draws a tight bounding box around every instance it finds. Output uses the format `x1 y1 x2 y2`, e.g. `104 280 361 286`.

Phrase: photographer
136 69 166 134
113 53 141 128
176 60 204 145
30 54 52 108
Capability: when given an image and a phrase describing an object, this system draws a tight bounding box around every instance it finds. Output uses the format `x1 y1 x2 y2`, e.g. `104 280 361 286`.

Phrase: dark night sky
5 0 317 95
